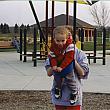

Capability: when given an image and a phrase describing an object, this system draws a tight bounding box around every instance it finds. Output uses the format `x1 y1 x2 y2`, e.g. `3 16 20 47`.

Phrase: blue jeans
53 61 77 93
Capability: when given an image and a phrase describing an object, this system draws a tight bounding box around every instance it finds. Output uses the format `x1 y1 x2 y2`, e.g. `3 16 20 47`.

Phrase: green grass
0 33 13 41
0 48 16 52
1 33 110 52
83 42 94 51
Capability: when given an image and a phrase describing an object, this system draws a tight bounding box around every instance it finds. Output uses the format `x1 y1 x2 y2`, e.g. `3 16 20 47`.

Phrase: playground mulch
0 90 110 110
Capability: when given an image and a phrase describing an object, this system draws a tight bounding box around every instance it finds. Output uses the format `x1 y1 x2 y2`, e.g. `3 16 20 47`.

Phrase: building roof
39 14 94 28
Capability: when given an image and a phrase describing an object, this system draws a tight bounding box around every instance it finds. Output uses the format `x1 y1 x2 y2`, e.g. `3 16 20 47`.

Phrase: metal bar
94 28 97 63
66 1 69 25
51 1 55 39
73 1 77 42
29 1 45 42
20 28 22 61
103 27 106 65
81 28 84 50
23 28 27 62
73 1 77 70
45 1 48 56
33 27 37 67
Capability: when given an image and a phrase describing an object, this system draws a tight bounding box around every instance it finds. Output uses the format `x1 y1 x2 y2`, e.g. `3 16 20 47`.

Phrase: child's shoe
70 92 78 105
54 88 61 99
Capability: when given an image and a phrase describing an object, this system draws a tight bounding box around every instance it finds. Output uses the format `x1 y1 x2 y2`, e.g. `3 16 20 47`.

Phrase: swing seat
53 61 75 77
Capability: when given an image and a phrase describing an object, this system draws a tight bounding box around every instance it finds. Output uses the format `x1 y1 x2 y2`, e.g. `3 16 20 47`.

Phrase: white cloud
0 1 109 26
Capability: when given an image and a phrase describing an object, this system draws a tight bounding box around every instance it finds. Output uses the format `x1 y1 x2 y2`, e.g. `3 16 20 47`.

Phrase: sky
0 1 110 26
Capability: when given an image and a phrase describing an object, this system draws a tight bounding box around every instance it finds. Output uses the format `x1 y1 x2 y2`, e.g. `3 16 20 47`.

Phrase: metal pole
73 1 77 70
51 1 55 39
33 27 37 67
23 28 27 62
81 28 84 50
73 1 77 42
66 1 69 25
94 28 97 63
20 28 22 61
45 1 48 57
103 27 106 65
29 1 45 42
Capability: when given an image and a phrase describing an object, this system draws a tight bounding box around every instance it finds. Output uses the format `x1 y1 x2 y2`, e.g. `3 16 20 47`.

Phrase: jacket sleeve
60 44 74 69
75 48 89 79
48 51 57 67
60 51 74 70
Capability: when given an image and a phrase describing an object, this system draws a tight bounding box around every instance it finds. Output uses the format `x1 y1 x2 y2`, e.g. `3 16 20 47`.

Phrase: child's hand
56 67 62 72
52 66 57 71
47 67 53 77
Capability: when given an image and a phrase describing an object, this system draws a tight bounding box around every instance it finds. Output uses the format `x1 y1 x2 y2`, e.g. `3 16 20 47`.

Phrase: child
48 26 78 105
12 36 20 53
75 34 81 50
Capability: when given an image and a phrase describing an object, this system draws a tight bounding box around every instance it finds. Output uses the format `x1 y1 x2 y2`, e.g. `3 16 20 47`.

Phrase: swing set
19 0 104 67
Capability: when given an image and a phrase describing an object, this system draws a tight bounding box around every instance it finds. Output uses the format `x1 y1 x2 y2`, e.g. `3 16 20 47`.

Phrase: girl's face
54 34 67 47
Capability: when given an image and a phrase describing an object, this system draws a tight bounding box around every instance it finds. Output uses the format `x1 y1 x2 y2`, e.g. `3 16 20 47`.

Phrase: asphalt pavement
0 51 110 93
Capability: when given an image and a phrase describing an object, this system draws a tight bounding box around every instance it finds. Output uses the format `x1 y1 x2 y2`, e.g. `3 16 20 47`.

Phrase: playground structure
18 1 106 66
19 28 49 67
85 28 106 65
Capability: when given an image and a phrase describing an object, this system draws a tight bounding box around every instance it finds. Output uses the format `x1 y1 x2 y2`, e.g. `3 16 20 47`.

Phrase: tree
20 24 25 30
26 24 31 34
14 23 19 33
2 23 10 34
6 24 10 33
90 2 110 44
90 2 110 28
0 23 3 33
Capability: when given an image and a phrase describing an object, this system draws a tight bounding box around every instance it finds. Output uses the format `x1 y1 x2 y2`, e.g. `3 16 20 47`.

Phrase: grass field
0 33 110 52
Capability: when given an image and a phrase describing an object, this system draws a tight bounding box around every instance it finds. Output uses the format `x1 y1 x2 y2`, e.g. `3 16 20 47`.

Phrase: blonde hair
53 25 72 38
53 25 79 42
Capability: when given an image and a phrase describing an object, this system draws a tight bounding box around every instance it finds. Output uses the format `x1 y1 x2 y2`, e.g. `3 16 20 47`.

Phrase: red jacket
49 37 74 70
